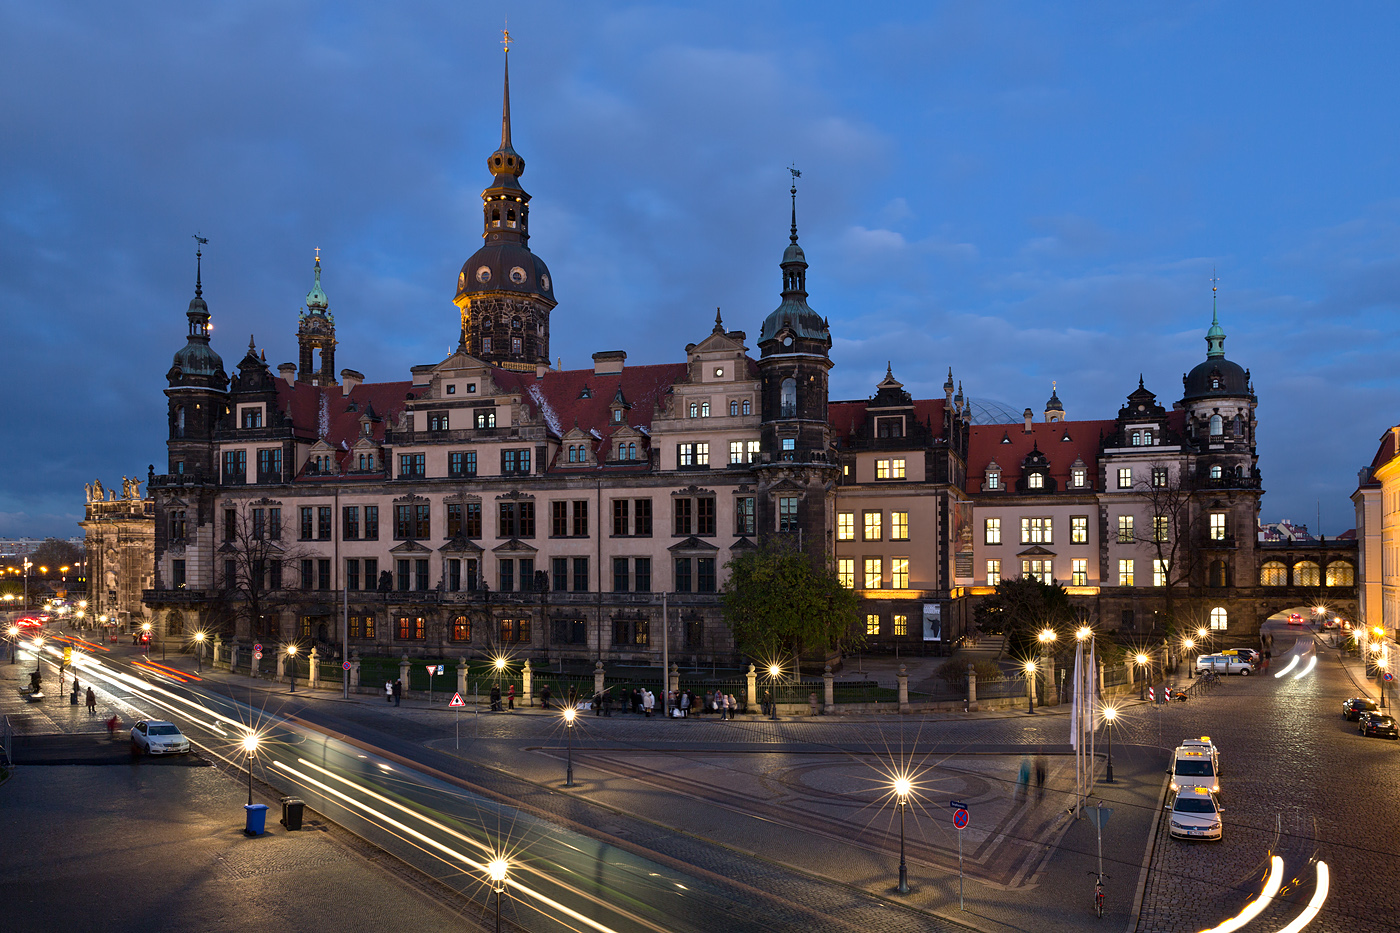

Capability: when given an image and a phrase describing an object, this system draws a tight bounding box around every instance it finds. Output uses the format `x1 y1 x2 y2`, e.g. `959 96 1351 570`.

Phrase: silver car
131 720 190 756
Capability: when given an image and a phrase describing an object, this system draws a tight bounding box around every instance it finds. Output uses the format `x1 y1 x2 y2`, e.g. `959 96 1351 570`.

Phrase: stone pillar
967 663 978 712
668 662 680 697
457 656 468 697
212 637 222 667
399 654 411 697
276 648 287 682
822 665 835 714
1042 649 1057 706
746 663 758 710
250 645 260 678
522 660 533 707
308 647 320 688
350 651 361 690
1099 660 1105 695
593 660 605 698
897 664 910 714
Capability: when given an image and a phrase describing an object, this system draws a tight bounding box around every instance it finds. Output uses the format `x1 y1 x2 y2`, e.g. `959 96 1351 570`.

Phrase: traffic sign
1386 672 1394 682
953 808 969 829
342 661 351 671
449 693 466 708
1086 805 1113 829
949 800 968 810
253 649 262 660
254 643 263 652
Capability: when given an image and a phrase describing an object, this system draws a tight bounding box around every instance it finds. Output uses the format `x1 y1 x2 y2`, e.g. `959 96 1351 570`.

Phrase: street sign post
951 805 970 909
450 692 465 746
426 663 437 705
342 661 351 671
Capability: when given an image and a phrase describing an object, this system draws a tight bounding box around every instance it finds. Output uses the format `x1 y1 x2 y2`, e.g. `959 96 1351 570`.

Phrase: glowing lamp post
1024 659 1037 713
1102 705 1118 782
287 643 298 692
488 858 509 933
563 706 577 787
894 776 912 894
1076 625 1093 643
494 655 507 695
7 624 17 665
241 732 259 805
141 621 151 654
1039 628 1057 704
1183 638 1195 679
33 636 45 677
194 631 205 673
1135 652 1149 701
767 663 782 720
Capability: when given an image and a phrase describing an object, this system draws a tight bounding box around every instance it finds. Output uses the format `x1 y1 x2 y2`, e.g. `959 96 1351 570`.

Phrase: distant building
79 478 154 631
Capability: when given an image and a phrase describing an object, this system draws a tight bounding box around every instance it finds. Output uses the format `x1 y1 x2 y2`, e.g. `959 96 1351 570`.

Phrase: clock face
782 336 793 347
475 266 491 284
714 367 724 377
509 266 527 285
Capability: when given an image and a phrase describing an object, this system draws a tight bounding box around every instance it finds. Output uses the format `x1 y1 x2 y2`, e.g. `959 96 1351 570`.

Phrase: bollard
746 663 758 711
823 665 835 714
522 660 533 707
897 664 910 714
967 662 978 712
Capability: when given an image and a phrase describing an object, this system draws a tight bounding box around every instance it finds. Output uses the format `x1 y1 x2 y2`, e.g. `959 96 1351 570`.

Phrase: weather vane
315 246 321 262
502 24 512 53
193 233 208 250
788 164 801 182
1210 266 1219 294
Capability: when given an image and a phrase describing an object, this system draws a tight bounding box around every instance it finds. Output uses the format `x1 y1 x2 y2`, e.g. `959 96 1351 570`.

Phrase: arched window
506 209 516 226
730 400 739 416
1131 431 1141 446
780 378 797 417
742 399 752 415
1261 561 1287 586
491 208 501 226
1209 607 1227 631
1210 465 1222 480
701 401 710 417
1209 560 1227 587
1326 561 1355 586
1027 472 1044 489
1294 561 1321 587
174 405 185 438
1209 414 1223 436
689 402 699 418
1232 415 1242 436
627 442 636 460
986 470 1001 490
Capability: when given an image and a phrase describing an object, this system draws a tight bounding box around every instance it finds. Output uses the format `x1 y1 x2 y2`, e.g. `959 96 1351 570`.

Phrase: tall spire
501 28 513 150
306 249 328 313
1205 269 1226 359
780 166 807 300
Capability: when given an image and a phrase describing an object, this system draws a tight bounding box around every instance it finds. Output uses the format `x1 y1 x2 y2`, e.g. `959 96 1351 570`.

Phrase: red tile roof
275 380 412 476
966 419 1117 493
828 398 948 442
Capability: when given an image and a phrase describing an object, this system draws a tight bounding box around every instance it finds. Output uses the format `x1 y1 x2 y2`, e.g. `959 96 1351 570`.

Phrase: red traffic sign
953 808 969 829
254 643 263 652
449 693 466 708
253 650 262 660
1386 672 1394 682
342 661 351 671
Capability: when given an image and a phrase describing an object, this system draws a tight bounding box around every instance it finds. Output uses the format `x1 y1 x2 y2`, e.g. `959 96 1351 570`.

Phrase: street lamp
1183 637 1195 678
893 775 912 894
1135 652 1150 701
33 636 45 677
488 857 509 933
1024 659 1037 713
562 706 577 787
141 621 151 654
1102 705 1118 782
287 643 298 692
1039 628 1057 704
1378 648 1389 710
194 631 206 673
767 663 782 720
7 624 17 664
1076 625 1093 643
493 654 508 696
241 732 259 805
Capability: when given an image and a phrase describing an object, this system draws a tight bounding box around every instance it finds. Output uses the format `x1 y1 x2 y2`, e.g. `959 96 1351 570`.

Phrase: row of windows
865 613 910 636
837 511 911 542
341 614 706 650
836 557 911 590
687 399 753 418
677 441 763 467
1259 561 1354 587
981 513 1228 546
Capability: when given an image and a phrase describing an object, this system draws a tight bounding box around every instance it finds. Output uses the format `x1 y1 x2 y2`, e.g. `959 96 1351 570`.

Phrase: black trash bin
280 796 304 831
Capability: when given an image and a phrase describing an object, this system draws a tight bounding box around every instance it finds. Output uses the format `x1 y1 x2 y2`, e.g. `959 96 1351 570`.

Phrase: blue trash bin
244 803 268 836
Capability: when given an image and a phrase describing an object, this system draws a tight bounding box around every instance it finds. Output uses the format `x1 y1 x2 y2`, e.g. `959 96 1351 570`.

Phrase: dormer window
1072 467 1086 487
1211 376 1220 389
446 384 456 395
986 470 1001 490
612 409 624 423
1028 472 1044 489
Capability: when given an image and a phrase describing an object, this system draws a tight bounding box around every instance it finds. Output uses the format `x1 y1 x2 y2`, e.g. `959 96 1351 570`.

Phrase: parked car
1170 746 1221 795
1169 787 1224 841
130 720 190 756
1195 654 1253 675
1321 618 1340 630
1343 698 1380 721
1358 711 1399 739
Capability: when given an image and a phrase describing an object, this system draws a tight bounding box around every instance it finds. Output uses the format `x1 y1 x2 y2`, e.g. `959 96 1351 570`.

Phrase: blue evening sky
3 2 1397 536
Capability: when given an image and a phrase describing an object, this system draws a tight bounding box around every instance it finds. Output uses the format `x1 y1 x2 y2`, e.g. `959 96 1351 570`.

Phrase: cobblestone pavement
1128 626 1399 933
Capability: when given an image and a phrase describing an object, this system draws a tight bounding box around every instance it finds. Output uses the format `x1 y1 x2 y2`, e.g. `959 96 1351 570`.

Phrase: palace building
143 52 1357 661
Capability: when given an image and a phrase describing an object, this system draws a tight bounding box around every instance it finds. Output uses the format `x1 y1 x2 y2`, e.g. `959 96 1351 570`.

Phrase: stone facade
79 478 154 633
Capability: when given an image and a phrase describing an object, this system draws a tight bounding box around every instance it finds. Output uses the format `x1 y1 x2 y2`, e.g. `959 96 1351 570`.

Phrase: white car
1169 787 1224 840
1195 654 1253 675
1169 746 1220 796
131 720 191 756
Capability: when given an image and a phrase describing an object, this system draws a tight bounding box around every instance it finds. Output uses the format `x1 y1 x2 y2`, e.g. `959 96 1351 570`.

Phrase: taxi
1169 787 1224 841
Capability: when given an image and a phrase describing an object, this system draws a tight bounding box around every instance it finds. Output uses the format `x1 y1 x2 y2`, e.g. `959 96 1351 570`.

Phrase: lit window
1117 515 1134 543
837 512 854 541
1072 558 1087 586
1210 513 1226 540
891 558 909 589
1294 561 1320 586
891 512 909 541
892 614 908 636
863 511 882 541
1327 562 1354 586
701 401 710 417
1118 559 1134 586
1210 607 1227 631
987 470 1001 490
866 614 881 636
1260 561 1287 586
985 518 1001 545
1071 468 1086 487
1028 472 1043 489
863 558 882 589
837 558 854 588
1153 516 1169 543
689 402 699 418
729 441 744 465
1022 559 1052 583
1210 465 1222 480
987 559 1001 586
1021 517 1051 544
1151 467 1168 487
1117 467 1132 489
778 496 799 533
891 459 906 479
1071 516 1087 544
876 459 891 479
1153 559 1169 587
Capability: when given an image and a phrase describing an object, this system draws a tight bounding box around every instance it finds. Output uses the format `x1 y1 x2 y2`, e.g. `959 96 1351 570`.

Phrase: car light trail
1274 861 1328 933
1274 656 1300 678
274 757 663 933
1197 855 1282 933
1292 656 1317 680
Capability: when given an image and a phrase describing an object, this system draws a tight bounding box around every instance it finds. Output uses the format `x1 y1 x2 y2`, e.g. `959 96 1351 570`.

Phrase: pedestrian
1034 754 1047 802
762 689 771 717
679 690 690 718
632 687 642 715
85 686 97 716
809 691 819 716
1017 756 1031 803
385 680 393 703
393 678 402 707
507 684 516 711
703 690 713 717
490 684 501 712
541 683 552 710
594 690 604 716
105 714 119 737
643 689 654 717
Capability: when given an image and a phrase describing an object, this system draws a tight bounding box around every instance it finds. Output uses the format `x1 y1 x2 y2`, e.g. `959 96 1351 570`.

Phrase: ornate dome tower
164 243 227 477
452 36 556 372
297 251 337 385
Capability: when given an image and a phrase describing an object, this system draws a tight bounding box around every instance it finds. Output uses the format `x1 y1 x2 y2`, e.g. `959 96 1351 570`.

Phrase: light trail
1274 861 1328 933
274 758 665 933
1197 855 1282 933
1292 656 1317 680
1274 656 1300 679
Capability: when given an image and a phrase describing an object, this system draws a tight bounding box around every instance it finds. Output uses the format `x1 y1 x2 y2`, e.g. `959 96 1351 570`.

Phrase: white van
1195 654 1253 675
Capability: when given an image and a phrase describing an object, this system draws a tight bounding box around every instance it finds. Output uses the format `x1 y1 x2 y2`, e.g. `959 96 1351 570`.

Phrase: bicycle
1088 871 1109 918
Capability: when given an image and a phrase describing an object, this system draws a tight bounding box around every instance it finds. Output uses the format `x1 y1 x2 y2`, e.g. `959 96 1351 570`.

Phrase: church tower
164 245 227 477
755 177 837 562
452 38 557 372
296 252 337 385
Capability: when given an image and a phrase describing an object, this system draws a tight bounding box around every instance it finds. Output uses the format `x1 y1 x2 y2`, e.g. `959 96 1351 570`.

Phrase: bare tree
1134 461 1206 636
214 501 316 641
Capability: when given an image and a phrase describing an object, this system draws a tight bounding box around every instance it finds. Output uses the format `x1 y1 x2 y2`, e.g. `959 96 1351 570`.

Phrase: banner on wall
923 603 942 642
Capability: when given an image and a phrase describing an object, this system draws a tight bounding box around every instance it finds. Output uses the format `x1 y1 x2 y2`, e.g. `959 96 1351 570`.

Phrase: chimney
278 363 297 387
592 350 626 376
536 362 548 379
340 368 364 396
1023 407 1034 434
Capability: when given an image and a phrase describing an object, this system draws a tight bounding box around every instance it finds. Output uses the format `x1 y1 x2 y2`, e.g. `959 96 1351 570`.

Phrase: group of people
579 687 743 719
